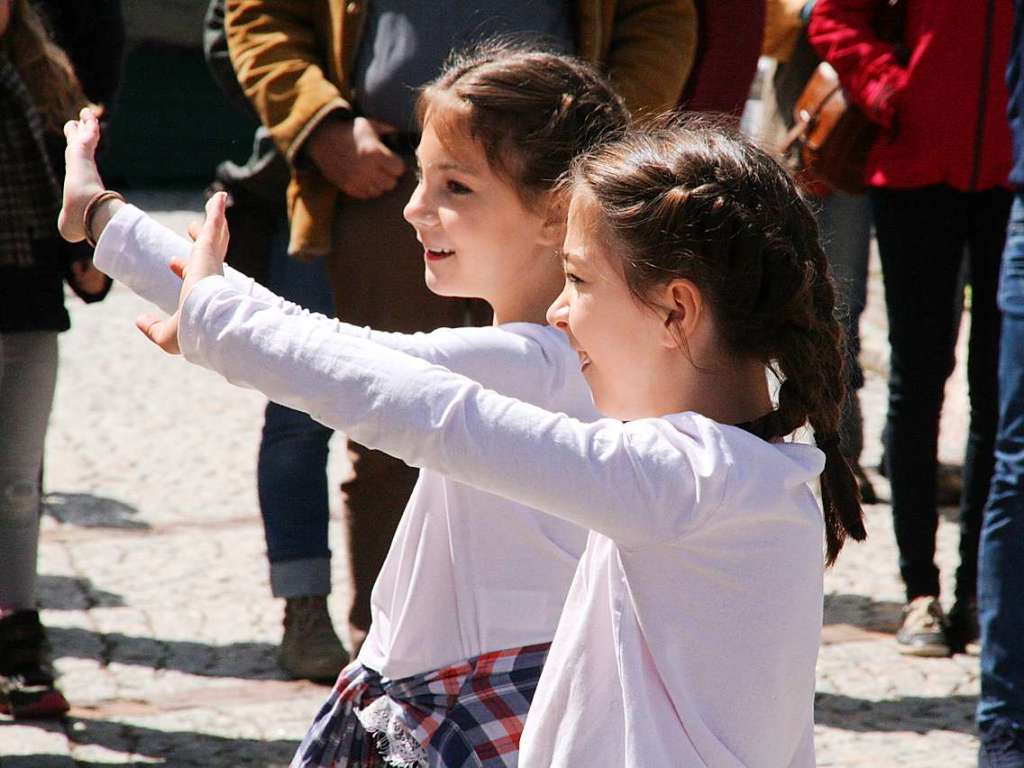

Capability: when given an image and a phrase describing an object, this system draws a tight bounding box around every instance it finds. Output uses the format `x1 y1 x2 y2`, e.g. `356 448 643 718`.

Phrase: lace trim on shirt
356 695 430 768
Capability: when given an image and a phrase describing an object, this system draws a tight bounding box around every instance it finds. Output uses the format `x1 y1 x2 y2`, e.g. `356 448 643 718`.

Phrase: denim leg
257 220 338 598
954 189 1010 606
817 191 871 462
871 186 967 600
978 193 1024 734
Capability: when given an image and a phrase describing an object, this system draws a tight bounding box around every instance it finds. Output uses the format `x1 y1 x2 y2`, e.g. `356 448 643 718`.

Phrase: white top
94 206 596 678
172 271 827 768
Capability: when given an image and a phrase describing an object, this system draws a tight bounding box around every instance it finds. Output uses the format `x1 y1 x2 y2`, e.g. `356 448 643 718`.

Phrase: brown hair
3 0 89 134
568 116 865 566
416 41 630 208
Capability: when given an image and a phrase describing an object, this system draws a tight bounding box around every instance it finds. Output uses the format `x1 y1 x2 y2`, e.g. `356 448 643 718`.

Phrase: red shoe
0 611 70 719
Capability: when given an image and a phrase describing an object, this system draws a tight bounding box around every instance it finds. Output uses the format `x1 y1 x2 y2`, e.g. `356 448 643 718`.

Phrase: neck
680 355 773 426
489 246 563 326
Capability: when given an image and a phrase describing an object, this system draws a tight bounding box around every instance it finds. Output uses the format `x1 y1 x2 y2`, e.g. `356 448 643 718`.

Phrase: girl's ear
537 193 568 248
658 279 703 350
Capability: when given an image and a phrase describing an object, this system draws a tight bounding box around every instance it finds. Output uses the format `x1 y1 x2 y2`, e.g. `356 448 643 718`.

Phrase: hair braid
570 114 866 566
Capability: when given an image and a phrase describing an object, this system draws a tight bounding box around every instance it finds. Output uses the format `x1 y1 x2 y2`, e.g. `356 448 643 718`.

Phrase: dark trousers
258 221 336 599
328 166 489 636
870 185 1010 603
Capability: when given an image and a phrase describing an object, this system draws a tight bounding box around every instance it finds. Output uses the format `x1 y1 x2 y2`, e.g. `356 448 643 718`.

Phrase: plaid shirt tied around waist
293 642 551 768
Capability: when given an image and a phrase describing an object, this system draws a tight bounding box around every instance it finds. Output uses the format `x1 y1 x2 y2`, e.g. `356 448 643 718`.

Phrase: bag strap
778 80 843 155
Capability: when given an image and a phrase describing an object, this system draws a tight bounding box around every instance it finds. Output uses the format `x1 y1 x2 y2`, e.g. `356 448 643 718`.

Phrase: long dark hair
567 116 866 566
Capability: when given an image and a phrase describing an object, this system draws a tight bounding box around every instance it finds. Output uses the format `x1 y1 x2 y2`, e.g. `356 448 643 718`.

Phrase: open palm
136 192 230 354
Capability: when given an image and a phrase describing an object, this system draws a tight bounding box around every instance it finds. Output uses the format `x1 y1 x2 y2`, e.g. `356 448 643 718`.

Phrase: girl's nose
403 180 434 227
546 286 570 330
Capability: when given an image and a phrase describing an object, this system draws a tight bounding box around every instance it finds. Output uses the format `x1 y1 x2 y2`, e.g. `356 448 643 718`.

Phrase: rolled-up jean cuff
269 557 331 598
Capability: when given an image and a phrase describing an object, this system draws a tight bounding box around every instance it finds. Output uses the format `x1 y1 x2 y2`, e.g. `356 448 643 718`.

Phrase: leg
817 190 875 499
977 193 1024 763
871 186 966 603
949 189 1011 638
0 332 58 613
327 166 481 644
256 219 346 679
0 331 68 717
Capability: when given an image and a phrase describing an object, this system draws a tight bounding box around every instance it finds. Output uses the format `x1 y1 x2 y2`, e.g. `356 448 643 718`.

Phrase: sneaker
946 598 978 655
895 596 951 657
278 596 348 682
979 721 1024 768
0 611 70 719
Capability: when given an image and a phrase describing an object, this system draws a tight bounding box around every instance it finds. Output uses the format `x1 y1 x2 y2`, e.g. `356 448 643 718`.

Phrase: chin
424 269 478 300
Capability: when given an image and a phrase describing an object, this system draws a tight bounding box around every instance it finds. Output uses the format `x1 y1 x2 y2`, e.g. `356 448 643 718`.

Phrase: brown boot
278 596 348 682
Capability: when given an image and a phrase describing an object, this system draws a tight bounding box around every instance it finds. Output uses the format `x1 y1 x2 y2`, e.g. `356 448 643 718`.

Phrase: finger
169 258 187 279
135 313 180 354
187 220 201 241
368 119 398 135
378 149 406 178
207 191 230 250
63 120 78 140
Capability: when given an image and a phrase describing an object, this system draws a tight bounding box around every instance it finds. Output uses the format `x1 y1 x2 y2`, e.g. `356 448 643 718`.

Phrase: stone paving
1 190 979 766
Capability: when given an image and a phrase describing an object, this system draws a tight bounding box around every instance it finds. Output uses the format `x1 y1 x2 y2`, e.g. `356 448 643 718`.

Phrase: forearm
178 278 717 545
225 0 351 162
808 0 907 127
94 207 561 399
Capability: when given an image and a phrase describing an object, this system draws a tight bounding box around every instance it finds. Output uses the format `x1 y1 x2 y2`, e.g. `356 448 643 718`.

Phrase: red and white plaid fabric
293 642 551 767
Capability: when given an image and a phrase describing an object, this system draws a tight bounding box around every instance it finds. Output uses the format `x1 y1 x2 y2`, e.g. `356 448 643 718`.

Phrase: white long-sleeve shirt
170 268 826 768
94 206 596 678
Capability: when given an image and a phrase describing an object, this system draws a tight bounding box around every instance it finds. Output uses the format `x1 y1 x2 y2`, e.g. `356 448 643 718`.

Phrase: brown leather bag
780 61 876 194
778 0 907 194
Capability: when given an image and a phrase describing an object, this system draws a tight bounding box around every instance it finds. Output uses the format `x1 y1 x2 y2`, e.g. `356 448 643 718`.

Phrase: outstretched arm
62 110 576 405
137 201 727 548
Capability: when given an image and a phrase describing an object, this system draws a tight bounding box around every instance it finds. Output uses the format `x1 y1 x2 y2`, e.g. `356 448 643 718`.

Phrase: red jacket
808 0 1013 191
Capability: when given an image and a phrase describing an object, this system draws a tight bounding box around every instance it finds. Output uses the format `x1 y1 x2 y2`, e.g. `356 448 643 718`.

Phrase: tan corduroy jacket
225 0 697 258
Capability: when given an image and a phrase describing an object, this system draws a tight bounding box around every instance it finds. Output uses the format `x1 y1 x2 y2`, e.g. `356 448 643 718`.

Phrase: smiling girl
70 114 866 766
61 46 630 767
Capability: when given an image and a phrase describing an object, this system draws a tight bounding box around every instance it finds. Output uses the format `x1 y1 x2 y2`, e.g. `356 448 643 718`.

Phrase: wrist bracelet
83 190 126 247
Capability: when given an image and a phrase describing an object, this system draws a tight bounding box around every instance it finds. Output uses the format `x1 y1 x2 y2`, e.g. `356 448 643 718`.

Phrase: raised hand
136 192 230 355
58 107 109 243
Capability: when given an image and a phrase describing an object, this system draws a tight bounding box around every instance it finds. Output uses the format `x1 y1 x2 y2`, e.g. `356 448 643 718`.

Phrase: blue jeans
978 193 1024 738
816 191 871 461
871 185 1009 603
257 222 336 598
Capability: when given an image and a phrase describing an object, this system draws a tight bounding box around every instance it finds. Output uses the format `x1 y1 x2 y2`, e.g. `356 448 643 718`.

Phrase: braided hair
567 115 866 566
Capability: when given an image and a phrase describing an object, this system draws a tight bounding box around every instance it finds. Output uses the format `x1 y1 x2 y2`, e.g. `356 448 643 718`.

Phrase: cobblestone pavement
2 190 978 766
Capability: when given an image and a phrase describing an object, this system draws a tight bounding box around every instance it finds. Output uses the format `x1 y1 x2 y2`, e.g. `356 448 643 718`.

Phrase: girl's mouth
425 248 455 262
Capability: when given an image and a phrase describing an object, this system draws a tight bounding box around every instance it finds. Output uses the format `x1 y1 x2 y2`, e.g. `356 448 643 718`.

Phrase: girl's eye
446 179 472 195
566 272 583 285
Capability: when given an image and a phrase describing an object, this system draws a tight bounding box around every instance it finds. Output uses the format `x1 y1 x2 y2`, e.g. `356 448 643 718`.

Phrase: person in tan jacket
223 0 696 679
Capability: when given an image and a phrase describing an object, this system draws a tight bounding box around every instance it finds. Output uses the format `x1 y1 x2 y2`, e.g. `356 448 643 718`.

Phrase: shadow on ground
48 626 284 681
815 692 977 735
0 715 297 767
824 592 904 633
36 575 126 611
43 493 150 531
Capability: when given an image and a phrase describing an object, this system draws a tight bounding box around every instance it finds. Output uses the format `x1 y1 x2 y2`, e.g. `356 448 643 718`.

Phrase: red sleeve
807 0 908 129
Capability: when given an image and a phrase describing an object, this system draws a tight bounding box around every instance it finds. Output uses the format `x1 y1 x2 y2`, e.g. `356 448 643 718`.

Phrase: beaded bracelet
83 190 126 247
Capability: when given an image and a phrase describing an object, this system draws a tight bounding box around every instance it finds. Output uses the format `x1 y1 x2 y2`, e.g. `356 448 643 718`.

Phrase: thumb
135 313 181 355
378 146 406 178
